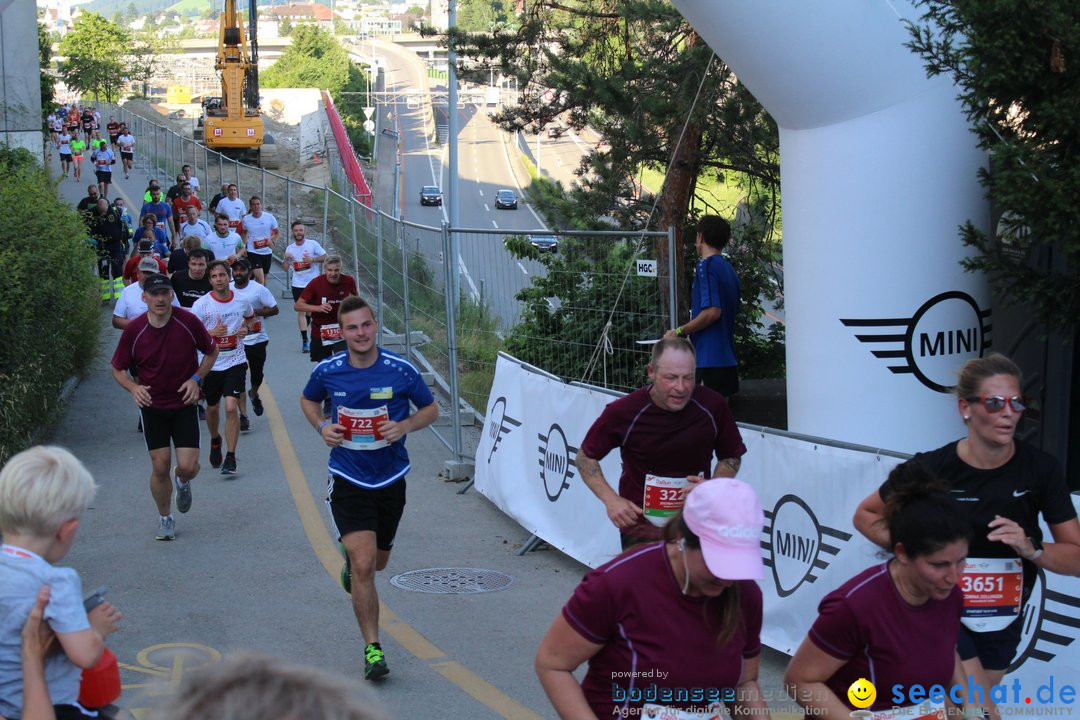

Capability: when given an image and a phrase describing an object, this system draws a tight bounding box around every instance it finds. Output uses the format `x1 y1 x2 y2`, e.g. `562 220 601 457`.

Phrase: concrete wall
0 0 43 156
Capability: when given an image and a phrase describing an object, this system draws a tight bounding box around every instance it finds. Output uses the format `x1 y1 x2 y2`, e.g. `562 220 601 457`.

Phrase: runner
123 239 168 286
283 220 326 353
300 294 438 680
116 125 135 179
141 188 176 247
106 116 120 147
66 105 80 140
112 197 134 252
111 273 219 540
190 260 255 476
80 106 94 144
182 164 200 195
47 110 61 147
57 128 73 179
294 255 357 360
90 142 116 200
178 205 213 247
128 215 170 267
204 213 245 265
577 337 746 548
215 184 245 234
170 249 213 308
114 258 180 330
230 257 279 431
68 135 86 183
239 196 279 285
171 182 202 236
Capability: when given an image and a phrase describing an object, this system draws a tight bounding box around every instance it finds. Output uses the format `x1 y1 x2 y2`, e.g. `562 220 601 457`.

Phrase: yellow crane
195 0 278 168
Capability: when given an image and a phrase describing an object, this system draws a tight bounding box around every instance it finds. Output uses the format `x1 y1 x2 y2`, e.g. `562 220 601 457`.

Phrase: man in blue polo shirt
300 295 438 682
666 215 741 397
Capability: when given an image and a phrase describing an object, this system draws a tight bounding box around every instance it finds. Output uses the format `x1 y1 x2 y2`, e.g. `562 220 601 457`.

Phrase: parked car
527 234 558 253
420 185 443 206
495 189 518 209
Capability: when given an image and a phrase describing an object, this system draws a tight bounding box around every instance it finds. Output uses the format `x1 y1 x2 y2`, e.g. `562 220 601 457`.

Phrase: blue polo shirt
690 254 740 368
303 348 435 489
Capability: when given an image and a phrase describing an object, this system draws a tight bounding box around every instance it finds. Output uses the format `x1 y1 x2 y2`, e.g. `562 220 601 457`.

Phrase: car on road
495 189 518 209
420 185 443 206
527 234 558 253
546 124 564 139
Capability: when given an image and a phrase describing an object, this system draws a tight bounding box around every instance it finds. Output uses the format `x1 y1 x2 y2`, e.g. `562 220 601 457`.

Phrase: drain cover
390 568 515 594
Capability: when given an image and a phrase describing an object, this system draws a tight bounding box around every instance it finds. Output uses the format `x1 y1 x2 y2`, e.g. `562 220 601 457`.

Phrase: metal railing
97 102 676 468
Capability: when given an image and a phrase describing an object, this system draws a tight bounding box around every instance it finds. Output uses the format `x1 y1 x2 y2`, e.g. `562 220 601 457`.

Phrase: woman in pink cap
785 464 992 719
535 478 771 720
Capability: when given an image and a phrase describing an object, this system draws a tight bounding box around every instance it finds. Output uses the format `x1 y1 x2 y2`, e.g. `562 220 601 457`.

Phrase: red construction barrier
322 91 373 206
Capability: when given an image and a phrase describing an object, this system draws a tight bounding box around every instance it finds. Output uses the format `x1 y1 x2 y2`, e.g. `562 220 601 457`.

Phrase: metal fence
96 102 676 467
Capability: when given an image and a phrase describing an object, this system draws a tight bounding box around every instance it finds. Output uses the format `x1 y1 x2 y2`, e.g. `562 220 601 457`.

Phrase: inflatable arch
670 0 991 453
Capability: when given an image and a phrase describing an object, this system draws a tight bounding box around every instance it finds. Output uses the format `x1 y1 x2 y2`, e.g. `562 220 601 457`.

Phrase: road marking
262 385 540 719
478 188 484 195
492 220 499 229
484 204 490 212
518 262 528 275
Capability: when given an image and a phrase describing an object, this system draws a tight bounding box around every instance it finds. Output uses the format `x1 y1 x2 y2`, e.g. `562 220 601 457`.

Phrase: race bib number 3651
338 405 390 451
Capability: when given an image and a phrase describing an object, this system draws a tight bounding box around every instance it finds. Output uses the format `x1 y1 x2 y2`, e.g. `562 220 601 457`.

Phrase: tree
128 31 179 99
279 17 294 36
449 0 784 377
457 0 513 32
906 1 1080 331
58 13 130 103
38 22 55 114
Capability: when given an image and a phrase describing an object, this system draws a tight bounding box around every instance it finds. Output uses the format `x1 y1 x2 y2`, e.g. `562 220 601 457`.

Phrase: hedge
0 146 101 465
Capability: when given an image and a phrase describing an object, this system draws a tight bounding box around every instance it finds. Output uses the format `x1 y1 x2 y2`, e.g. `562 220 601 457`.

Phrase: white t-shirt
117 133 135 152
283 239 326 288
113 282 181 320
203 230 244 263
215 197 246 229
58 134 72 154
179 219 213 244
191 290 254 371
186 175 201 193
230 280 278 345
241 211 279 255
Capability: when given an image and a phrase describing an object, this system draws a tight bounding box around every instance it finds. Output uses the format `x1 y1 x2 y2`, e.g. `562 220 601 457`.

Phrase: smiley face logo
847 678 876 709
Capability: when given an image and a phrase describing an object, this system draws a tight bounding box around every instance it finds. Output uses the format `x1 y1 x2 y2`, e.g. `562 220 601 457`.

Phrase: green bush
0 146 101 465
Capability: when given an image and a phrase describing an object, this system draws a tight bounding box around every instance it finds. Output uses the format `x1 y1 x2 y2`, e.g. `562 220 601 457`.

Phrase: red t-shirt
172 195 202 222
123 256 167 285
298 274 358 328
809 562 963 711
111 308 216 409
106 121 120 137
580 385 746 540
564 542 762 717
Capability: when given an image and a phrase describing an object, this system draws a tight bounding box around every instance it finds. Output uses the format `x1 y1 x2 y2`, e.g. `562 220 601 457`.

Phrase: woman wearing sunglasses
854 353 1080 701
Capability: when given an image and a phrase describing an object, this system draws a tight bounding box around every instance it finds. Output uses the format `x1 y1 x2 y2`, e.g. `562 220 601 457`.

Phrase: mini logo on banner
485 396 521 464
1008 569 1080 671
839 290 992 393
762 495 852 598
537 424 578 502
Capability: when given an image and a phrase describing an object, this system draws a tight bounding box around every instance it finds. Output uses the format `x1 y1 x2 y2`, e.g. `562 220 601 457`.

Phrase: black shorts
109 134 119 145
291 285 305 302
203 363 247 406
95 170 112 184
54 704 100 720
59 152 72 162
957 613 1023 671
697 365 739 397
140 404 200 452
328 475 407 551
249 252 273 274
310 331 344 362
120 151 133 161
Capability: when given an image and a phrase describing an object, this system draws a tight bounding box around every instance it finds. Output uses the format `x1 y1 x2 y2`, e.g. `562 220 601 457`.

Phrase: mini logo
485 396 521 464
840 290 992 393
1008 569 1080 671
763 495 852 598
1013 490 1031 497
333 391 347 396
537 424 578 502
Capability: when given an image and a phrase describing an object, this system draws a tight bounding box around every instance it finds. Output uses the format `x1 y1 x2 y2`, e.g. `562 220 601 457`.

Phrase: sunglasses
965 395 1027 413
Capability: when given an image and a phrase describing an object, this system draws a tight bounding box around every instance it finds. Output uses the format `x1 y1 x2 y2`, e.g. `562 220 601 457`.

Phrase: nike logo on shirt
1013 490 1031 497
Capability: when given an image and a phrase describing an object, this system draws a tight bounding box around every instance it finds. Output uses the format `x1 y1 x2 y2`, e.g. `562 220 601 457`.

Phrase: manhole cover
390 568 515 594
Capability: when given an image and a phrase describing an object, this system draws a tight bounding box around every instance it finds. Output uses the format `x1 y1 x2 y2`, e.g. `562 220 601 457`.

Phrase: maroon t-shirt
580 385 746 539
809 562 963 711
564 542 762 717
111 308 215 409
298 274 358 328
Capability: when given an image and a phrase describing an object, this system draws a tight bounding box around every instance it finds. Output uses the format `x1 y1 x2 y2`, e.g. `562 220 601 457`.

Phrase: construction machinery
194 0 278 168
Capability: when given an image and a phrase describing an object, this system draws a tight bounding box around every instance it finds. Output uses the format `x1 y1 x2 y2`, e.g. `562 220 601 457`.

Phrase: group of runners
51 107 134 193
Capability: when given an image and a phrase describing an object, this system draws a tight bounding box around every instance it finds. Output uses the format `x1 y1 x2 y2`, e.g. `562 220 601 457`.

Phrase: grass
638 164 745 215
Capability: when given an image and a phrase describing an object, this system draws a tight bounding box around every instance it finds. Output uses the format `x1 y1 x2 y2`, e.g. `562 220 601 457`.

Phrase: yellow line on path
261 384 542 720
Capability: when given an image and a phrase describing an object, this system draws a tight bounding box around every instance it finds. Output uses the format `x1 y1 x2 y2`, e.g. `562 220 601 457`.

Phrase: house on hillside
263 3 338 31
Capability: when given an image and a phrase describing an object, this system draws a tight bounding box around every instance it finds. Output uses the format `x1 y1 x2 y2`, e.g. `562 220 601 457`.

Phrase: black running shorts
249 252 273 275
140 404 200 452
203 363 248 406
328 476 406 551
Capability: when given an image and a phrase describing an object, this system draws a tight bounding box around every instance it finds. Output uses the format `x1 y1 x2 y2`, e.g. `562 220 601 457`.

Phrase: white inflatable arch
671 0 990 453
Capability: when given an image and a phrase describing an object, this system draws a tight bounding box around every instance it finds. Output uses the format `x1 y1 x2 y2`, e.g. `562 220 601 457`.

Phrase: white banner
476 355 1080 711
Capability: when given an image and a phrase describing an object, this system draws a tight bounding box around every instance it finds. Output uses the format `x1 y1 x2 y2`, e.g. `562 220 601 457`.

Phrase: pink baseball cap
683 477 765 580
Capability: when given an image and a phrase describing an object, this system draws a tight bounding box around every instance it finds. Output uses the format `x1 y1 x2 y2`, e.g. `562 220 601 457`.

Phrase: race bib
228 219 241 230
319 323 341 341
215 333 239 351
643 702 723 720
869 699 946 720
643 475 690 527
960 557 1023 632
251 319 262 333
291 260 311 270
338 405 390 450
253 237 271 249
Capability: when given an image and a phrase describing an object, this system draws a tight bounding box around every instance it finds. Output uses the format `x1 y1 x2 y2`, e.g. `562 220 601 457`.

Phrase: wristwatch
190 374 202 384
1027 535 1044 561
